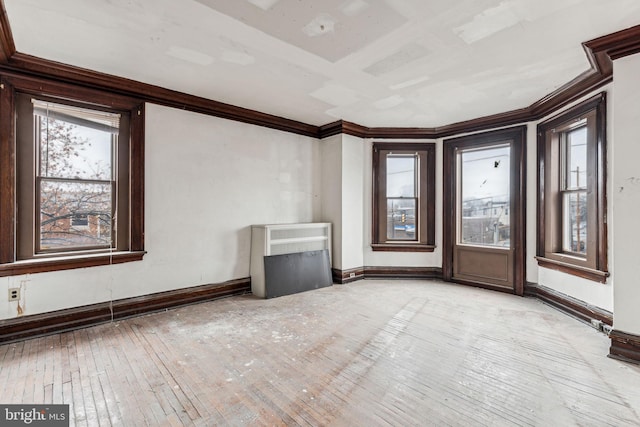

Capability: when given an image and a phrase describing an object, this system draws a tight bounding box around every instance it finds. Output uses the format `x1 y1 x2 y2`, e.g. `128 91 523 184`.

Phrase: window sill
535 256 608 283
371 243 435 252
0 251 146 277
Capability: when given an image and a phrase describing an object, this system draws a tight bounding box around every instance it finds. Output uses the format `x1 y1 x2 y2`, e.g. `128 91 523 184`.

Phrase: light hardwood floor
1 279 639 426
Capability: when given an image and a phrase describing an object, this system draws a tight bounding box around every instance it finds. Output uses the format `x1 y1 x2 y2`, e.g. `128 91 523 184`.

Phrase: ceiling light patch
166 46 213 66
389 75 430 90
246 0 280 11
221 49 255 65
340 0 369 17
364 43 430 76
310 83 359 106
303 13 337 37
454 0 525 44
374 95 404 109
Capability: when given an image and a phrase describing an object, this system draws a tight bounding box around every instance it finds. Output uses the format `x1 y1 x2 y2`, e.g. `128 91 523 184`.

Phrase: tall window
560 125 588 255
20 98 122 255
372 143 435 251
0 75 145 276
537 93 607 282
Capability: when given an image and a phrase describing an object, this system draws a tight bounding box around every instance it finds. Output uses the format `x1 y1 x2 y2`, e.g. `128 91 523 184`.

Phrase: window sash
561 190 587 256
386 197 418 241
36 177 115 253
16 92 131 260
536 93 607 281
372 143 435 250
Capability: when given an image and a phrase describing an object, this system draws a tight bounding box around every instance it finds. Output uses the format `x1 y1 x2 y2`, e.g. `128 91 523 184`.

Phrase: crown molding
0 1 15 63
320 24 640 140
0 53 319 138
318 120 439 140
0 1 638 141
585 24 640 61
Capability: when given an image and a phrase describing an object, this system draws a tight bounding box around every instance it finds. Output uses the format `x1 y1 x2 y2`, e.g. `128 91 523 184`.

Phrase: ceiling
4 0 640 128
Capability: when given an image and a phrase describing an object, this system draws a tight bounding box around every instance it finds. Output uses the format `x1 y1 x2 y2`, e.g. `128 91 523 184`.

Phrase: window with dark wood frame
372 143 435 252
536 93 608 282
0 73 145 276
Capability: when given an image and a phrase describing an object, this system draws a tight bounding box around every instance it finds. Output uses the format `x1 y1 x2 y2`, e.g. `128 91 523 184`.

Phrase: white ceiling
5 0 640 128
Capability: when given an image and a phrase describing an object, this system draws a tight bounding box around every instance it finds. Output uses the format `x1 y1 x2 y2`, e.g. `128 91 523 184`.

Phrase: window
372 143 435 251
0 74 145 276
536 93 608 282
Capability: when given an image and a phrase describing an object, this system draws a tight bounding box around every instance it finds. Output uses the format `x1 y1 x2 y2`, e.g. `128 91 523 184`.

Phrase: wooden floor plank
1 280 639 426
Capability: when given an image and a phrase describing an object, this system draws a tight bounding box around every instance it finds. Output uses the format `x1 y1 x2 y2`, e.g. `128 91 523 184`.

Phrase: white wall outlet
8 288 20 301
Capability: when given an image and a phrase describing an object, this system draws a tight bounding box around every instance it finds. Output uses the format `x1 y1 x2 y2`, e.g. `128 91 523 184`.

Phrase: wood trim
370 244 435 252
442 126 527 296
0 251 146 277
371 142 436 249
363 266 442 279
536 93 608 281
0 19 636 141
527 282 613 326
1 53 319 138
332 267 365 284
318 120 439 140
332 266 442 283
0 76 14 264
130 102 145 252
318 120 370 139
0 277 250 344
316 26 640 140
609 330 640 365
0 1 15 63
535 257 609 283
585 24 640 62
0 73 146 273
523 281 537 297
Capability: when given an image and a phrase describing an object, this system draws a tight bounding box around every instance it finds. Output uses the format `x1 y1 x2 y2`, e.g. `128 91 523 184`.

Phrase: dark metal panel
263 249 332 299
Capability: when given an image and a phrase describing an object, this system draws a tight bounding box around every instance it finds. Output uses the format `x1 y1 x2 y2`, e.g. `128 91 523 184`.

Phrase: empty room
1 0 640 425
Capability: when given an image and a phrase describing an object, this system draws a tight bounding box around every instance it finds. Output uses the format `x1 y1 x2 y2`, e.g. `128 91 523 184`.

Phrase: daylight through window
34 100 119 252
0 74 145 276
536 93 608 282
372 143 435 252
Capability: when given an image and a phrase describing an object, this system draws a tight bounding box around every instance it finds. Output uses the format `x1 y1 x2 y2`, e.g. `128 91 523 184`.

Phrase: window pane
460 145 510 246
40 180 112 250
562 192 587 255
35 100 117 181
386 155 415 197
386 198 416 240
565 126 587 190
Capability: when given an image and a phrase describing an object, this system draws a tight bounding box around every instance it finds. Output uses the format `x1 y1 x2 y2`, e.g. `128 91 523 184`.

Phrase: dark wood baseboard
609 330 640 365
364 266 442 279
0 277 250 344
332 267 365 284
525 282 613 326
332 266 442 284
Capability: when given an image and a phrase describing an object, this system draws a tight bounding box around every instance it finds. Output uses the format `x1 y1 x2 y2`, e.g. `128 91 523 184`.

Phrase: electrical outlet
349 272 356 278
8 288 20 301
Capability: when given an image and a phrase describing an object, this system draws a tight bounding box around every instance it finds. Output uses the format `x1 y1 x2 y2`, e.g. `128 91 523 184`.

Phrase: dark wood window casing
372 142 435 252
536 93 608 282
0 73 145 276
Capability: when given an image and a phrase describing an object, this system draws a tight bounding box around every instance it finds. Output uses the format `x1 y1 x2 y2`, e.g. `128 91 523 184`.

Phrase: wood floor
1 279 639 426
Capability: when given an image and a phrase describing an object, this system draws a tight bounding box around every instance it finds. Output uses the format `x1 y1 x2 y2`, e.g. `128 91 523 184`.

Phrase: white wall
320 134 343 269
612 54 640 334
341 135 365 270
0 103 322 320
319 134 365 271
0 82 628 322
